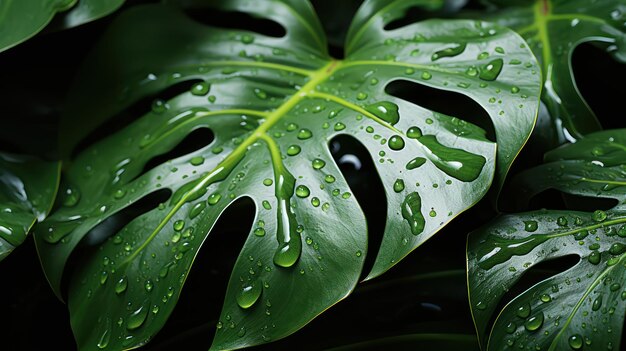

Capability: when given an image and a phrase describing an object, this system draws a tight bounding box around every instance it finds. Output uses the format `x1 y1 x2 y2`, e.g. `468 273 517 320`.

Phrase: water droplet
356 92 368 100
365 101 400 125
540 294 551 302
262 200 271 210
173 220 185 231
254 227 265 237
296 185 310 198
393 179 405 193
429 209 437 217
557 216 568 226
287 145 301 156
312 159 326 170
311 197 320 207
419 135 486 182
145 279 154 292
356 250 362 257
115 276 128 295
609 243 626 255
97 328 110 349
388 135 405 151
402 192 425 235
208 193 222 205
421 71 432 80
568 334 583 349
241 34 254 44
63 186 81 207
126 302 149 330
237 281 262 309
324 175 336 183
190 156 204 166
334 122 346 131
479 58 503 81
592 210 607 222
237 327 246 337
189 202 206 219
297 129 312 140
191 82 210 96
406 157 426 170
432 43 466 61
254 88 267 99
524 220 538 232
151 99 166 113
114 189 126 199
524 312 544 331
406 126 422 139
516 303 531 318
511 86 520 94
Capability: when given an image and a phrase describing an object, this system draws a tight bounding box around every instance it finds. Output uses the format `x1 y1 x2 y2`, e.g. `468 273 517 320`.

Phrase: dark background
1 0 624 350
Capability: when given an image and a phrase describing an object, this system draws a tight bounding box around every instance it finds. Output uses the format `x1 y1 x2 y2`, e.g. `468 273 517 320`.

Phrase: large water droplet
126 302 149 330
419 135 486 182
236 281 262 309
431 43 467 61
406 157 426 170
297 129 313 140
365 101 400 125
295 185 310 198
401 192 425 235
115 276 128 294
524 312 544 331
191 82 210 96
388 135 405 151
568 334 583 349
479 58 504 81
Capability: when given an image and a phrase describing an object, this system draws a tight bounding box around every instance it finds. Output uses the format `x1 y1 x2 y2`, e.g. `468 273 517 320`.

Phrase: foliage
0 0 623 351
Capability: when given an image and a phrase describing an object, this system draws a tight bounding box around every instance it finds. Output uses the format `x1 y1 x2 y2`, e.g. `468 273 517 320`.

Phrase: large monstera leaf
467 129 626 350
0 153 59 261
36 0 540 350
476 0 626 142
0 0 125 52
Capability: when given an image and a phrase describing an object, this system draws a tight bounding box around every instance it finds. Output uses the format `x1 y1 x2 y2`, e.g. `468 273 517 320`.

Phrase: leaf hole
385 79 495 142
329 135 387 280
182 8 286 38
486 254 580 331
132 127 215 182
148 197 256 349
61 188 173 299
572 43 626 130
71 79 203 160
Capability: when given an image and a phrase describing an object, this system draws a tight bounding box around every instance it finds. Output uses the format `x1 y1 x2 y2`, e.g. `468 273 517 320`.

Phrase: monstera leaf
467 129 626 350
0 153 59 260
473 0 626 142
0 0 125 52
36 0 541 349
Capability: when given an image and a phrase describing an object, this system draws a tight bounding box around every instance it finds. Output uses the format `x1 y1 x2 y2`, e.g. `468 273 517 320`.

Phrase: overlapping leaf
0 153 59 260
0 0 125 52
476 0 626 141
35 0 540 350
468 129 626 350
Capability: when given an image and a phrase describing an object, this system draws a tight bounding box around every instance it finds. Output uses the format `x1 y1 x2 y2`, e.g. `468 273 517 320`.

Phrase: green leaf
0 0 126 52
50 0 125 31
0 153 60 261
36 1 540 350
467 129 626 351
475 0 626 141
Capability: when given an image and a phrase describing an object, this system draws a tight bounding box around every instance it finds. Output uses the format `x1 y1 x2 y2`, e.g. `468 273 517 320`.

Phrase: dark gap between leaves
183 8 286 38
134 127 215 182
71 79 202 160
61 188 172 300
329 135 387 281
572 42 626 130
147 197 256 351
385 79 495 142
384 6 436 30
486 255 580 331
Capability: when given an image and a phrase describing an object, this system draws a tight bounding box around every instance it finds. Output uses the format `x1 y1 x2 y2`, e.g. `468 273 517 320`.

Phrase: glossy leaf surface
477 0 626 141
0 0 125 52
0 153 59 260
36 1 540 350
467 129 626 350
